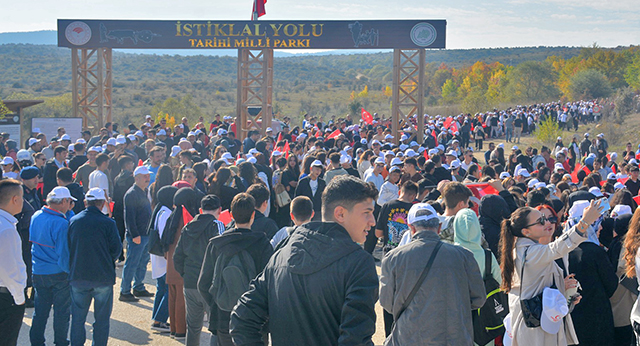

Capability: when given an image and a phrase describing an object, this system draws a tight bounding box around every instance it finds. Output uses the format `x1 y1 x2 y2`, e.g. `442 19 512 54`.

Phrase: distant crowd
2 98 640 346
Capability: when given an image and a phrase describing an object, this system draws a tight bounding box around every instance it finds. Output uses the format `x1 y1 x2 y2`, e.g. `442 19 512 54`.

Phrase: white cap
344 146 352 151
512 145 518 150
145 114 152 119
371 139 381 145
127 134 137 142
410 141 418 147
597 133 604 138
170 146 181 157
179 138 189 144
588 186 604 198
48 186 77 201
1 157 14 165
340 155 350 164
540 287 569 334
437 144 445 152
584 132 589 137
187 131 196 137
221 152 234 161
611 204 633 218
217 128 228 136
247 157 257 164
535 182 546 189
134 166 150 176
115 136 126 145
449 160 461 170
311 159 323 167
106 138 117 146
68 144 75 152
384 150 395 157
60 134 71 141
407 203 439 225
266 127 273 132
418 147 426 153
374 157 385 165
527 178 540 188
606 173 617 180
297 133 307 140
446 150 457 157
499 172 511 179
556 136 562 140
554 163 565 172
388 166 402 173
157 129 167 136
516 168 530 177
497 143 504 149
85 187 107 201
88 146 101 153
384 134 394 140
400 134 408 141
272 150 282 157
17 150 31 162
390 157 403 166
610 152 618 160
28 138 39 147
614 182 625 190
404 149 418 158
134 130 144 138
76 138 86 144
2 172 18 179
399 144 409 151
194 129 202 136
428 149 438 156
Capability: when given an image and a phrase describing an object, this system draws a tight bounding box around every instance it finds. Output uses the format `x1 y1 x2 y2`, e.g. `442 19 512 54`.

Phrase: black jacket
294 176 325 216
43 159 65 198
124 184 152 238
569 242 619 346
198 228 273 333
66 183 85 215
479 191 517 258
173 214 224 289
226 210 279 240
113 170 134 220
68 206 122 288
230 222 379 346
68 155 87 173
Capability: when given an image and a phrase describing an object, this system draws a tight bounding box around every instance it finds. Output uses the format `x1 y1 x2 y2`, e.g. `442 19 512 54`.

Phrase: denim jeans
31 272 71 346
120 235 150 294
70 285 113 346
152 274 169 323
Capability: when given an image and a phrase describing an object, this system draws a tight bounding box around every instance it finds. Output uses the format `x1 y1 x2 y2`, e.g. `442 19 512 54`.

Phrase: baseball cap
340 155 350 164
399 144 408 151
249 148 259 155
588 186 604 198
76 138 86 144
134 166 150 176
554 163 565 172
499 172 511 179
607 173 617 180
540 287 569 334
527 178 540 188
127 134 137 142
60 134 71 141
614 182 625 190
407 203 439 225
221 152 234 161
201 195 221 211
388 166 402 173
311 160 323 167
410 141 419 147
556 136 562 141
1 157 14 165
48 186 77 201
266 127 273 132
404 149 418 158
374 157 385 165
20 166 40 180
446 150 457 157
134 130 144 138
449 160 461 170
384 134 394 140
390 157 403 166
106 138 117 146
516 168 530 177
28 138 39 147
88 146 101 153
170 146 181 157
86 187 107 201
217 128 228 136
611 204 632 218
115 136 126 145
271 150 282 157
157 129 167 136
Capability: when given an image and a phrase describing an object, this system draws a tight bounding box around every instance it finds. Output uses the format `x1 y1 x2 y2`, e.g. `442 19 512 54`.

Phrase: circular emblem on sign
65 21 92 46
410 23 437 47
12 116 18 122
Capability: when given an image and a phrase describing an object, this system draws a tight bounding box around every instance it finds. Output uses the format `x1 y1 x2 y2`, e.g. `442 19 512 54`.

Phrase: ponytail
499 207 534 292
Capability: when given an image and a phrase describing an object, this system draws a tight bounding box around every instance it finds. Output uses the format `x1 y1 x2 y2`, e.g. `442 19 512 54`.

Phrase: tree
625 51 640 91
348 100 363 118
0 98 10 118
150 95 203 124
569 69 613 99
534 116 561 146
505 61 558 102
461 86 488 114
441 79 458 104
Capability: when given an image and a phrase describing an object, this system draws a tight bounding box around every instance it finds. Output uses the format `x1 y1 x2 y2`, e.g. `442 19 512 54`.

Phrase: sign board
58 19 446 50
0 113 21 147
31 118 83 143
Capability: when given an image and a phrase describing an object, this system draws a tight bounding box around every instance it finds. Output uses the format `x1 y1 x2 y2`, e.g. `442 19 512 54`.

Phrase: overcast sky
1 0 638 49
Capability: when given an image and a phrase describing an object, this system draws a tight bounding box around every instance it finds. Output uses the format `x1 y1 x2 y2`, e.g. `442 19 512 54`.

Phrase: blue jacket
30 207 72 275
124 184 152 238
68 206 122 288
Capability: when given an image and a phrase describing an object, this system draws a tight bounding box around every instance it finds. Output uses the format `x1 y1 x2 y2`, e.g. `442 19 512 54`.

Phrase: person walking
294 160 325 221
68 188 122 346
29 186 75 346
120 166 154 302
230 176 379 346
173 195 225 345
380 203 486 345
0 179 27 346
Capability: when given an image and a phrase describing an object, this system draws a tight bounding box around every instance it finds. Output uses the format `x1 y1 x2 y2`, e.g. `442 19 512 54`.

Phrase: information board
31 118 83 143
58 19 446 50
0 113 21 146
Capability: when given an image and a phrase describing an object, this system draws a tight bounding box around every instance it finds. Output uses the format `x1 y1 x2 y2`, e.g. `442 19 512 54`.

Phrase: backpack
472 249 509 345
209 250 257 312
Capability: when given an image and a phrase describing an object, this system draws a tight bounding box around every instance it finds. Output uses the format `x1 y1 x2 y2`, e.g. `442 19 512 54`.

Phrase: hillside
0 42 636 127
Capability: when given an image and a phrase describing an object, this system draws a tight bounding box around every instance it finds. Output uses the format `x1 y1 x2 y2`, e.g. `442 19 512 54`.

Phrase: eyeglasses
524 215 548 228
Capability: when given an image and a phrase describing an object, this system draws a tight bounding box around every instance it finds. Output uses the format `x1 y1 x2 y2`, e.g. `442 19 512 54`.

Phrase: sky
0 0 638 49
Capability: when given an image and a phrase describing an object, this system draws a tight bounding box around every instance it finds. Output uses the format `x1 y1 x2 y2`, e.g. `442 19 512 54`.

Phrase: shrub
534 116 561 146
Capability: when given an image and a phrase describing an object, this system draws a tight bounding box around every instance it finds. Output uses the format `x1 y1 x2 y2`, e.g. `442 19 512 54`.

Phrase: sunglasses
524 215 549 228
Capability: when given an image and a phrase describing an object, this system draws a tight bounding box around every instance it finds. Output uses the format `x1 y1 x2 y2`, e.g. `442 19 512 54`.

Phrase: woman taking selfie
624 208 640 341
500 199 604 345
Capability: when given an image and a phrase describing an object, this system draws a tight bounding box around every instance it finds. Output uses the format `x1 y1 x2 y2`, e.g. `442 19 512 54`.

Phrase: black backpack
472 249 509 345
209 250 257 312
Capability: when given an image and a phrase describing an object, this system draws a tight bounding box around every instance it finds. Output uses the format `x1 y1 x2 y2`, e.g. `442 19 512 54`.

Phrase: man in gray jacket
380 203 486 346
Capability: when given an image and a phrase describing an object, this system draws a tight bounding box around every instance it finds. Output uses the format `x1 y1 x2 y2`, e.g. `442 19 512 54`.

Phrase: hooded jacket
198 228 273 333
230 222 379 346
479 193 511 258
454 209 501 283
173 213 224 289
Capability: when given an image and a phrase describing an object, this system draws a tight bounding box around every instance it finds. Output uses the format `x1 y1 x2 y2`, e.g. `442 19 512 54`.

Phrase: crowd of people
1 97 640 346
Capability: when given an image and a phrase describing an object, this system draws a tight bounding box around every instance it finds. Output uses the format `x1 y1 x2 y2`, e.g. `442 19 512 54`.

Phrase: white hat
85 187 107 201
68 144 75 152
384 150 395 157
134 166 150 176
371 139 381 145
28 138 39 147
217 128 228 136
170 146 181 157
546 184 557 193
48 186 77 201
115 136 126 145
60 134 71 141
360 138 367 144
597 133 604 138
88 146 101 153
395 152 404 158
516 168 531 177
311 159 323 167
535 182 546 189
554 163 565 172
512 145 518 150
610 152 618 160
407 203 439 225
390 157 403 166
588 186 604 198
339 155 350 164
187 131 196 137
76 138 86 144
449 160 461 170
428 149 438 157
410 141 419 147
607 173 617 180
611 204 633 218
556 136 562 141
221 152 234 161
249 148 259 155
527 178 540 188
2 172 18 179
497 143 505 149
584 132 589 137
179 138 189 144
106 138 117 146
134 130 144 138
384 134 394 140
247 157 257 164
614 182 625 190
437 144 445 152
266 127 273 132
344 146 352 152
194 129 202 136
374 157 385 165
418 147 426 153
388 166 402 174
271 150 282 157
127 134 137 142
399 144 409 151
446 150 457 157
540 287 569 334
400 134 408 141
404 149 418 158
145 114 152 119
157 129 167 136
499 172 511 179
1 157 14 165
17 150 32 162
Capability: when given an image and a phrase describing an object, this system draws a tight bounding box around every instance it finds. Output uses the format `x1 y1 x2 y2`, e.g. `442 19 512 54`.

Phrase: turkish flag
252 0 266 19
327 129 341 139
432 130 438 147
218 209 233 226
361 108 374 125
277 132 283 143
450 121 459 134
283 141 290 159
138 159 143 167
182 208 194 225
571 163 591 183
443 117 453 129
466 183 500 199
634 196 640 206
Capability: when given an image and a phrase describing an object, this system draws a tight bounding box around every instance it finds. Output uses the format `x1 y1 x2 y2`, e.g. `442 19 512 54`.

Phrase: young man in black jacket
198 193 273 346
173 195 225 346
230 175 379 346
112 156 135 263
